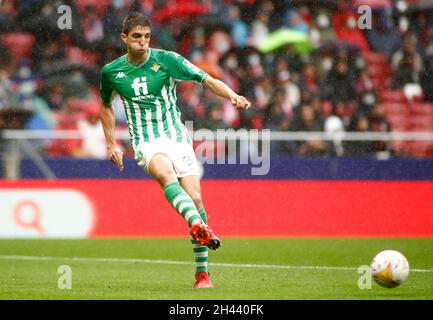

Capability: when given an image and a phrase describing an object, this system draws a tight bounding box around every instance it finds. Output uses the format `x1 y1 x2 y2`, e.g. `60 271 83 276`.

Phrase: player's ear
120 33 127 44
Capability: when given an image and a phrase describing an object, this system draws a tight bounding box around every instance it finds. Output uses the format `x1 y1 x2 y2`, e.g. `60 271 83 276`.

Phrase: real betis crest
151 63 161 72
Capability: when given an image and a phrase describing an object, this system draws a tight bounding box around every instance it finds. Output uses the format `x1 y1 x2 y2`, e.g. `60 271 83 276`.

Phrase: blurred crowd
1 0 433 158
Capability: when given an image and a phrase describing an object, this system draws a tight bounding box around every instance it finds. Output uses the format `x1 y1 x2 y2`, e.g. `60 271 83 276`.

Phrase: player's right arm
100 65 123 172
100 102 124 172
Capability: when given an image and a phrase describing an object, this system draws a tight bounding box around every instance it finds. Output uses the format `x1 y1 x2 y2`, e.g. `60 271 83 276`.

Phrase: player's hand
107 144 124 172
231 95 251 110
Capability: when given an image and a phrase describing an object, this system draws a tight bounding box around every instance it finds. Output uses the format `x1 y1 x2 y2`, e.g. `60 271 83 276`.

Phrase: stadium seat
0 33 35 60
380 90 406 103
368 64 392 78
410 116 433 131
65 46 99 65
321 100 333 116
410 103 433 116
372 77 391 90
75 0 110 17
426 143 433 157
363 51 387 65
387 114 409 130
405 141 431 157
382 102 409 116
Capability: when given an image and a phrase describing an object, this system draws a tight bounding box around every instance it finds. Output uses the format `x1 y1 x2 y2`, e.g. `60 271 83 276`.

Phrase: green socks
163 181 203 227
163 181 209 274
191 208 209 273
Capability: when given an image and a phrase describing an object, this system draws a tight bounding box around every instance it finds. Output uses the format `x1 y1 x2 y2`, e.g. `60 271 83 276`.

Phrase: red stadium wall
1 180 433 238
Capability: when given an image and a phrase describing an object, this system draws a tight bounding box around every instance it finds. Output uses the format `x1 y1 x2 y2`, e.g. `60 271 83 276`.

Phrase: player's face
121 26 151 57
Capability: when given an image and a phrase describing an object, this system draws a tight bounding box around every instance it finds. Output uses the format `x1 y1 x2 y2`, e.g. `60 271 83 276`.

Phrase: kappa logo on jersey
151 63 160 72
131 77 148 96
116 72 126 79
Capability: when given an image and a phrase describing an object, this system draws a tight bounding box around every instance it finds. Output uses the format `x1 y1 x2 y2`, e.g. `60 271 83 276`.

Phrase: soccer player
99 12 251 288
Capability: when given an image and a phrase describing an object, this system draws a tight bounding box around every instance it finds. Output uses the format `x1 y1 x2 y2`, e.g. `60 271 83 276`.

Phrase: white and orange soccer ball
370 250 410 288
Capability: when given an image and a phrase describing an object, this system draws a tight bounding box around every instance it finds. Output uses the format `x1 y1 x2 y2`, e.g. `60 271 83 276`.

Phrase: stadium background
1 0 433 238
1 0 433 301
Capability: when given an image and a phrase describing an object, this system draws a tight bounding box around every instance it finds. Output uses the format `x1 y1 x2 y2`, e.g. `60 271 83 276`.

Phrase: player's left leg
179 175 217 288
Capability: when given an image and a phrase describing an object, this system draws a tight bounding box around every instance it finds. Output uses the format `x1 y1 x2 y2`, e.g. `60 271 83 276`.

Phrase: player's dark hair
122 12 151 35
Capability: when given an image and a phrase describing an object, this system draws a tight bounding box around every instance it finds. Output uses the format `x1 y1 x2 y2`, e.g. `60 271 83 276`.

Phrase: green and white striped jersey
100 48 208 147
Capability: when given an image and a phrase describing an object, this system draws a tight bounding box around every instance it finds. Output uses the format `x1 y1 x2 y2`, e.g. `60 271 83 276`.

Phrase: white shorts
135 137 199 178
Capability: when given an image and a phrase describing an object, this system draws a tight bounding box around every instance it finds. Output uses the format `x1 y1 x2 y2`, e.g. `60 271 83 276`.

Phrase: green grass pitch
0 238 432 300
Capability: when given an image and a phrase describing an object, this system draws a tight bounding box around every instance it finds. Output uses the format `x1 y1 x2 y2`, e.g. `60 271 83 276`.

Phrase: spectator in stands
0 0 16 32
0 45 32 132
324 103 345 157
291 104 328 156
368 102 392 154
63 70 92 100
250 5 272 48
391 33 423 74
420 53 433 102
38 76 66 110
272 86 294 119
366 12 401 57
208 29 233 61
276 70 301 113
81 4 104 47
310 9 336 48
18 0 83 46
325 58 356 104
391 53 420 89
177 81 204 122
408 12 433 48
0 45 16 111
198 101 230 131
254 75 273 111
227 4 249 48
298 63 324 100
344 113 375 156
4 1 432 160
0 68 17 112
103 0 132 46
32 37 65 73
274 55 301 107
332 6 369 51
284 8 309 34
263 101 295 155
356 69 374 97
355 69 378 111
189 27 206 61
74 106 107 159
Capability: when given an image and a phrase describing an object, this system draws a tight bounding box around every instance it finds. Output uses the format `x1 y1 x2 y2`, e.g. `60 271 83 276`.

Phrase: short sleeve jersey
100 48 208 147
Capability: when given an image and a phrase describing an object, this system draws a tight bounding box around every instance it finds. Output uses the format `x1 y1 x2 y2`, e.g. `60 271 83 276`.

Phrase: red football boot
193 272 214 288
190 223 221 250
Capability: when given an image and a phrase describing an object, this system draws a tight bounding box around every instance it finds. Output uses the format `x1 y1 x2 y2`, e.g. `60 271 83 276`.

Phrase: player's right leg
147 153 204 227
179 175 220 250
179 175 219 288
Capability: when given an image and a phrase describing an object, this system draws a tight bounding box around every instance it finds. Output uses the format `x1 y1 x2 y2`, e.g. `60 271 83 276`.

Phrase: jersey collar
124 48 152 68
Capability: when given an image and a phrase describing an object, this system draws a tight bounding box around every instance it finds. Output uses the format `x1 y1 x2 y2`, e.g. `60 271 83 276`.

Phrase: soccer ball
370 250 410 288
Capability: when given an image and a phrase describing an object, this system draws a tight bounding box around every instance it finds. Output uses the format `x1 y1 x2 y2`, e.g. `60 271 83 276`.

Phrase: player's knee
154 169 176 185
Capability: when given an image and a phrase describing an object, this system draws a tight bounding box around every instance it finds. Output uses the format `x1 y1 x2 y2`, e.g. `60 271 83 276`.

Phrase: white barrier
2 129 433 141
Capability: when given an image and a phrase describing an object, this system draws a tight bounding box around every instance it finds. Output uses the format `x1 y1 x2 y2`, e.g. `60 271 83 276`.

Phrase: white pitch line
0 255 432 273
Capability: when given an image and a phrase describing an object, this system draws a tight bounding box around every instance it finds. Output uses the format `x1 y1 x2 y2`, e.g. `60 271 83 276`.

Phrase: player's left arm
202 75 251 110
164 51 250 110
